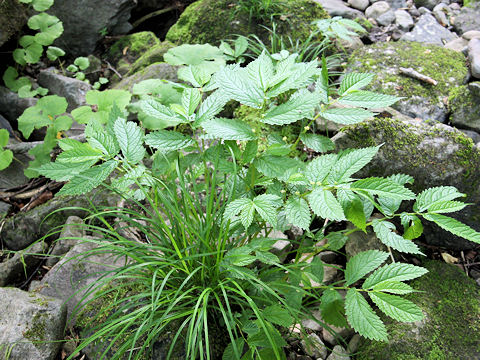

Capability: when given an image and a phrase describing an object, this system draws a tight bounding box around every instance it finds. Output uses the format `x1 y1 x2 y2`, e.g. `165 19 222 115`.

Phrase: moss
0 0 27 45
357 260 480 359
126 40 174 76
166 0 329 46
448 83 480 132
108 31 160 65
23 312 47 343
347 41 468 107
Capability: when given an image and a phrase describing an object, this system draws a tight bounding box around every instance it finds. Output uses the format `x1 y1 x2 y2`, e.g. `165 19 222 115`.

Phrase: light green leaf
137 98 185 128
223 198 252 222
338 73 375 95
56 144 103 163
372 220 423 255
267 60 319 98
35 160 97 181
145 130 194 152
181 88 201 116
345 250 389 286
369 292 423 322
46 46 65 61
329 146 379 183
178 65 212 87
344 197 366 231
32 0 54 11
24 42 43 63
307 188 345 221
201 117 256 141
85 120 119 157
113 118 145 164
241 202 256 229
164 43 226 74
195 90 230 124
320 107 375 124
402 214 424 240
300 133 334 153
415 186 465 212
285 198 311 230
426 200 468 214
352 177 416 201
305 154 337 184
253 194 282 226
3 67 30 92
58 160 117 195
422 213 480 244
13 49 27 66
0 149 13 171
262 89 317 125
345 288 388 342
74 56 90 70
215 65 264 108
363 263 428 289
263 305 293 327
255 251 280 265
254 155 302 179
372 281 414 295
246 51 274 91
339 91 399 109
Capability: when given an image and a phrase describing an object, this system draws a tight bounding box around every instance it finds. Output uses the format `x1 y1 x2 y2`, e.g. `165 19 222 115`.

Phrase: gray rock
323 325 354 346
450 82 480 132
433 6 450 27
460 129 480 144
347 334 362 354
333 116 480 250
0 86 37 125
323 265 339 284
453 2 480 35
326 345 350 360
372 0 406 9
444 37 469 52
345 223 387 258
449 2 461 11
463 30 480 40
0 114 14 136
313 0 366 19
365 1 391 19
401 14 458 45
301 333 328 359
395 9 414 30
418 6 431 14
377 9 396 25
468 38 480 79
37 68 91 112
414 0 438 10
0 241 46 286
0 0 27 47
30 238 122 320
0 138 30 190
0 190 118 251
0 288 66 360
46 215 84 267
114 62 180 92
0 201 11 217
49 0 136 56
317 251 338 263
348 0 370 11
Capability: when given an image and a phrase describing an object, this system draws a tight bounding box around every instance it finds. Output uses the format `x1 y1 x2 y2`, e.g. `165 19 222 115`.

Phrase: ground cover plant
27 45 480 359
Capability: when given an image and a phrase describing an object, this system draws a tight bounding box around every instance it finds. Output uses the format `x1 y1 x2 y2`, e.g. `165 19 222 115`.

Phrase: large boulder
401 14 458 46
114 62 180 91
314 0 365 19
356 260 480 359
449 82 480 132
333 115 480 250
0 86 37 128
166 0 329 45
453 2 480 36
0 288 66 360
49 0 136 56
0 0 27 47
346 41 468 122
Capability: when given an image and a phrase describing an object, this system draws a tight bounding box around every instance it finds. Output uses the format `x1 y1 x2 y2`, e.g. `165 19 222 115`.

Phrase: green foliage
236 0 284 21
313 16 367 42
0 129 13 171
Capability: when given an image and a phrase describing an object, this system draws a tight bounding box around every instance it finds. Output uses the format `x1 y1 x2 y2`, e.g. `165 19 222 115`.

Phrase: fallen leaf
441 252 458 264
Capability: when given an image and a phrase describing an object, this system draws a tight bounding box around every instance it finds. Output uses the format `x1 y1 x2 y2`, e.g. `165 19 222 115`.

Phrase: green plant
34 50 480 359
65 56 108 89
0 129 13 171
236 0 284 22
313 16 367 43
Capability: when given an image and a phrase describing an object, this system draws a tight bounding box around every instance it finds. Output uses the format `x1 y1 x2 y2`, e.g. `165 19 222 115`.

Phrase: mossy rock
449 82 480 133
333 115 480 250
0 0 28 46
346 41 468 122
356 260 480 359
127 40 174 75
114 62 179 91
165 0 329 46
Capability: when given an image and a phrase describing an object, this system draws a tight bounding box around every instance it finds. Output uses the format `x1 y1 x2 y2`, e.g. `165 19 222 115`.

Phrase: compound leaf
345 250 389 286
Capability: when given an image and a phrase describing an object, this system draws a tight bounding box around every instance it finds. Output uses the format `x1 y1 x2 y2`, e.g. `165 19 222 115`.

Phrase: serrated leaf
195 90 230 124
255 251 280 265
338 73 375 95
300 133 334 153
36 160 97 181
56 145 102 163
137 98 185 127
113 118 145 164
369 292 423 322
426 200 468 214
415 186 465 212
372 220 423 255
215 65 264 108
329 146 379 183
85 120 119 157
254 155 302 179
241 203 256 229
363 263 428 289
307 188 345 221
402 215 423 240
145 130 194 152
181 88 201 116
345 197 366 231
319 289 347 327
263 305 293 327
345 288 388 342
58 160 117 195
372 281 414 295
422 213 480 244
246 51 274 91
253 194 281 227
201 118 256 141
325 232 348 251
285 198 311 230
345 250 389 286
222 339 245 360
339 91 399 109
223 197 252 220
267 60 319 98
262 89 317 125
178 65 212 87
305 154 337 184
352 177 416 201
320 107 375 125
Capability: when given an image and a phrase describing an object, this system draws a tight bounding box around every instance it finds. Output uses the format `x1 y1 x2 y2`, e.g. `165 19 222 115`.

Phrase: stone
37 68 91 112
0 190 117 251
444 37 469 52
317 251 338 263
326 345 350 360
0 288 66 360
348 0 370 11
0 201 11 217
323 325 354 346
449 82 480 132
272 239 292 262
433 6 450 26
0 86 37 126
347 334 361 353
395 9 414 30
414 0 438 10
126 40 175 76
356 260 480 359
0 138 30 190
301 333 328 359
49 0 136 56
30 239 122 320
0 114 14 136
315 0 367 19
461 129 480 144
417 6 431 14
0 0 27 47
468 38 480 78
0 241 46 286
453 2 480 35
463 30 480 40
365 1 391 19
167 0 329 45
333 116 480 250
377 9 396 25
346 41 468 122
345 223 387 258
401 14 458 45
114 62 180 92
371 0 406 9
46 215 84 267
336 36 364 52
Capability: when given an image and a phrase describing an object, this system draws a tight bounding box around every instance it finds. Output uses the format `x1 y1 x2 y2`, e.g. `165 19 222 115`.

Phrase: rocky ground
0 0 480 359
